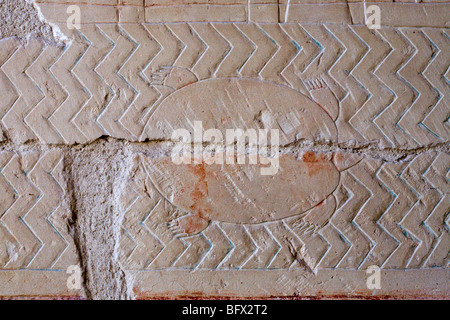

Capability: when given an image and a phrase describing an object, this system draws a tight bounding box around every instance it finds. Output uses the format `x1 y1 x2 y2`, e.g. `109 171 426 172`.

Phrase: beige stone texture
0 150 84 298
120 150 449 298
0 0 448 300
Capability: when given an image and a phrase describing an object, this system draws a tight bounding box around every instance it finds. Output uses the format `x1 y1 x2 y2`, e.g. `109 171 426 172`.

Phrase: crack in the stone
1 135 446 300
0 0 447 302
282 140 450 162
1 136 448 162
346 0 355 25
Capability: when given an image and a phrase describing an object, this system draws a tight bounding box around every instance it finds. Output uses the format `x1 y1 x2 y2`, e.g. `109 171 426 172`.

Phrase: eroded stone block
0 0 448 300
0 150 83 298
119 151 449 297
1 24 449 148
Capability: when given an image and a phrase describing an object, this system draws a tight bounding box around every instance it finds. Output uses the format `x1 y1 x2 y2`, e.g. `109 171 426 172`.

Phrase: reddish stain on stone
133 288 441 300
302 151 319 163
300 152 332 177
0 295 85 300
178 214 209 235
188 164 211 220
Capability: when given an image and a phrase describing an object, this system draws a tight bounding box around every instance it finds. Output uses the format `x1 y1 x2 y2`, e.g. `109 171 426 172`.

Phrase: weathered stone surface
120 151 450 269
30 0 450 26
119 149 450 298
0 150 84 298
1 23 449 148
0 0 448 299
132 269 449 299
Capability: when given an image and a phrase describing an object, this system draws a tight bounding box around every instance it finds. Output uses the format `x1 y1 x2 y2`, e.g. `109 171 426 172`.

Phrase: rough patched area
0 0 66 43
66 139 134 300
0 0 449 299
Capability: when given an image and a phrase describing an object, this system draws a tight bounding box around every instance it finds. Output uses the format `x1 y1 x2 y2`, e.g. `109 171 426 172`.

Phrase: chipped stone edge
29 0 69 44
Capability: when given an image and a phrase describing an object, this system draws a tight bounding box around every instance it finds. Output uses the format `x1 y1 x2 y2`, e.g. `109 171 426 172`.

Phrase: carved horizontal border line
32 1 450 27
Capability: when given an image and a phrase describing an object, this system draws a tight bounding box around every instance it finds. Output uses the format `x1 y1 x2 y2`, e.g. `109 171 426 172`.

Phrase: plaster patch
0 0 67 44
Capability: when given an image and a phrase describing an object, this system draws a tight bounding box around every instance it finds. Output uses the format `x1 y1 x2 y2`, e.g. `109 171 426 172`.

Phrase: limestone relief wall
0 0 448 299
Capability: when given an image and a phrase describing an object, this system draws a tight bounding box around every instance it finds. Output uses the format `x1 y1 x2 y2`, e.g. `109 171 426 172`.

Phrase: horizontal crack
0 136 448 162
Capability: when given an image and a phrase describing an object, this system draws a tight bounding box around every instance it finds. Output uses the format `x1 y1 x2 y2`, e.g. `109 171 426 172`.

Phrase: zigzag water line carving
0 151 78 270
119 152 449 271
0 23 448 148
